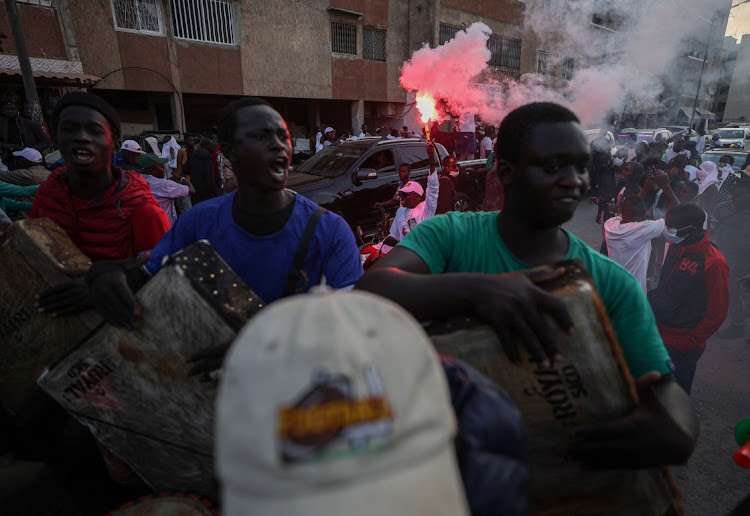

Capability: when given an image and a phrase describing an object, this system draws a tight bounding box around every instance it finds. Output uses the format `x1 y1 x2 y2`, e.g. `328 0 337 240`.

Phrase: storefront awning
0 68 100 86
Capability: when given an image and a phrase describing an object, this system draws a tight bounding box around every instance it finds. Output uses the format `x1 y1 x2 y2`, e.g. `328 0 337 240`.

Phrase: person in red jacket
648 203 730 394
30 92 169 261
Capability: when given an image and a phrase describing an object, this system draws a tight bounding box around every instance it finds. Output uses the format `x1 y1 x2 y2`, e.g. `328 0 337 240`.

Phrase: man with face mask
648 203 729 394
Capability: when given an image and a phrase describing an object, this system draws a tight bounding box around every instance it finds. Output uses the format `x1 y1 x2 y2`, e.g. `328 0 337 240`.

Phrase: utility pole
4 0 43 126
689 14 714 132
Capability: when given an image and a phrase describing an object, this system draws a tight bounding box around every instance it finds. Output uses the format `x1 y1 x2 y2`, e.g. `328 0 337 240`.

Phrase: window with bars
488 35 522 74
112 0 163 34
331 21 357 55
439 23 463 45
535 50 550 75
16 0 53 6
170 0 236 45
363 28 386 62
562 56 575 80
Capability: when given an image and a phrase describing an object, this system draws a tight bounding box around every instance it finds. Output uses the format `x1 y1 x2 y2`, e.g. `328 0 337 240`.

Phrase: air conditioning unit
377 103 396 117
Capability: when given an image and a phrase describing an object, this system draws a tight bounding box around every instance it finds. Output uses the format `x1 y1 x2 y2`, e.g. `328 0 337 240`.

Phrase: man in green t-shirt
356 102 697 470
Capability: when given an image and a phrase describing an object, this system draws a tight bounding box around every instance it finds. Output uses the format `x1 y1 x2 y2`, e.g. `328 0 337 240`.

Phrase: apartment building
0 0 528 143
723 33 750 122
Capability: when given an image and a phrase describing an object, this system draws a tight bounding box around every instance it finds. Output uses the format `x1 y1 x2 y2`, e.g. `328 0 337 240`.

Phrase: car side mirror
354 168 378 182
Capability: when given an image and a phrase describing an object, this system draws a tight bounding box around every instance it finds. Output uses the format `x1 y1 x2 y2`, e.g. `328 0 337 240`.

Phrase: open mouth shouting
270 155 290 182
70 147 95 166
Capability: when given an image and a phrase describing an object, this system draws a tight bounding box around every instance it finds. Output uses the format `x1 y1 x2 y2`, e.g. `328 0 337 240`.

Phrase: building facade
721 34 750 122
1 0 529 146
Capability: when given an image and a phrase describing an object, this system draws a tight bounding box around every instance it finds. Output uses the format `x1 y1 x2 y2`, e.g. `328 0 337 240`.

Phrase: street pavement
563 202 750 516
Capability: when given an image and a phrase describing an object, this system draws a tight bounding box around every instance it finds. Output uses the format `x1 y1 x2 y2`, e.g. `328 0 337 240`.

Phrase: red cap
735 440 750 469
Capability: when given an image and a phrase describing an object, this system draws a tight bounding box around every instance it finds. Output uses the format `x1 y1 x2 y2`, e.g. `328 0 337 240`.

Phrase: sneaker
717 325 745 339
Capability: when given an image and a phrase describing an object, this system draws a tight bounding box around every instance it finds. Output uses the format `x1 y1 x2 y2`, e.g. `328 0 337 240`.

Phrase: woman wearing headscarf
161 136 182 172
144 136 160 155
696 161 720 214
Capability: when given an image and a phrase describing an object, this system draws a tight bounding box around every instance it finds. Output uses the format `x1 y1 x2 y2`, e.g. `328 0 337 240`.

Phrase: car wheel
453 193 473 212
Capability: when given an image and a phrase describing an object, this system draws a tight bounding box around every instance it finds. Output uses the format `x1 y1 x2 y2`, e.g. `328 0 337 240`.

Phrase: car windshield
295 145 365 178
717 129 745 139
701 152 748 172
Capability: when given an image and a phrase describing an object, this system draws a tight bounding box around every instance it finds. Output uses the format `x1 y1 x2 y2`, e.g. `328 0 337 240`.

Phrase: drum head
106 492 218 516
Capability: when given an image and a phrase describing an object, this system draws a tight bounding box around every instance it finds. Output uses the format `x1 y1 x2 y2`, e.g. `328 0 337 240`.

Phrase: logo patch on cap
277 366 394 464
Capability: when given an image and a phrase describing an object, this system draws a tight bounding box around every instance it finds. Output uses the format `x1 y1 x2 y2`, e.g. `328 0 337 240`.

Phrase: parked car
712 128 749 149
288 138 487 235
700 150 749 172
615 128 673 145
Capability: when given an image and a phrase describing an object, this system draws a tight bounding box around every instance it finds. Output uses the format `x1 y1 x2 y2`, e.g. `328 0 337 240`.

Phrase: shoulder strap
283 207 326 298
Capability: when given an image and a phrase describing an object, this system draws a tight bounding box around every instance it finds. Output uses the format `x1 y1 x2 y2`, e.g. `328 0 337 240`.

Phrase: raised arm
653 169 680 208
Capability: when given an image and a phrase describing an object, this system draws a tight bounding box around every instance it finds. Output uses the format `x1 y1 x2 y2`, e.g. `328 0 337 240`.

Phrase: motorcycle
356 206 399 270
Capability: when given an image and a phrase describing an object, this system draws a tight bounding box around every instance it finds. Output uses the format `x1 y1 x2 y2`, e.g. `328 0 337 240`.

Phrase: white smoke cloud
399 0 725 128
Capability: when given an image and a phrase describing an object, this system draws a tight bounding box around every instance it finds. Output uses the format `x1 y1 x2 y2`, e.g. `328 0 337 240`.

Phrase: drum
38 241 264 498
428 260 683 516
0 217 100 413
106 491 218 516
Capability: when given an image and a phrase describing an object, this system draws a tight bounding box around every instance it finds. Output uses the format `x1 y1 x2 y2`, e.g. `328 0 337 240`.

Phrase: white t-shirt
480 136 494 159
604 217 666 292
389 172 439 241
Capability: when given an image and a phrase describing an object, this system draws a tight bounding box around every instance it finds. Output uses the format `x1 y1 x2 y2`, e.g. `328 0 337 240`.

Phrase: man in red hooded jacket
648 203 729 394
30 91 168 261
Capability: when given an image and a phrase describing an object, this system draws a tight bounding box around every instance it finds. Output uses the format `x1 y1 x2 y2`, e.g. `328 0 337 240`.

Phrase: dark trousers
665 344 705 395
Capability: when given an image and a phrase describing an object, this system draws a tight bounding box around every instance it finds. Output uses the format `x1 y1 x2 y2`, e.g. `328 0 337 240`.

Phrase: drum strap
283 207 325 298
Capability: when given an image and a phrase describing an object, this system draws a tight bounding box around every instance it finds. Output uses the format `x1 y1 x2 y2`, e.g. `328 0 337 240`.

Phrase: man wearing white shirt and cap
388 144 440 242
0 147 50 185
119 139 145 174
322 127 336 148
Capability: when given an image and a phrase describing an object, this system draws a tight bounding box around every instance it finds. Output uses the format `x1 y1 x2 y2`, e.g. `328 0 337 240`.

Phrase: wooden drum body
428 260 683 516
0 218 99 413
39 241 263 498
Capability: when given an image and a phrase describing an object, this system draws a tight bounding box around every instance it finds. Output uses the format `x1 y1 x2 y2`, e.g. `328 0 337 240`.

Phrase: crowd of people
589 127 750 393
0 89 748 515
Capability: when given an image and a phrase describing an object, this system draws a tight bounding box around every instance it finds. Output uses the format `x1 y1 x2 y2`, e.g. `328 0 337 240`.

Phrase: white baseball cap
120 139 145 154
324 126 335 134
12 147 42 163
216 287 469 516
398 180 424 197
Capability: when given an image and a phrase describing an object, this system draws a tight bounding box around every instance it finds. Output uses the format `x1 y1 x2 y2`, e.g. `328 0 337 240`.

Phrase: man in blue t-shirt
65 98 362 329
357 102 697 471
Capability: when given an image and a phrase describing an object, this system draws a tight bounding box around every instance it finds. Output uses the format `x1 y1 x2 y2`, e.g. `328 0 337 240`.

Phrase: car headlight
360 253 371 266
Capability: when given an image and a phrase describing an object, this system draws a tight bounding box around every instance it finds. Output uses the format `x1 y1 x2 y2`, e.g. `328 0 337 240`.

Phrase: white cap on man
120 140 145 154
216 287 469 516
324 126 335 135
12 147 43 163
397 180 424 197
